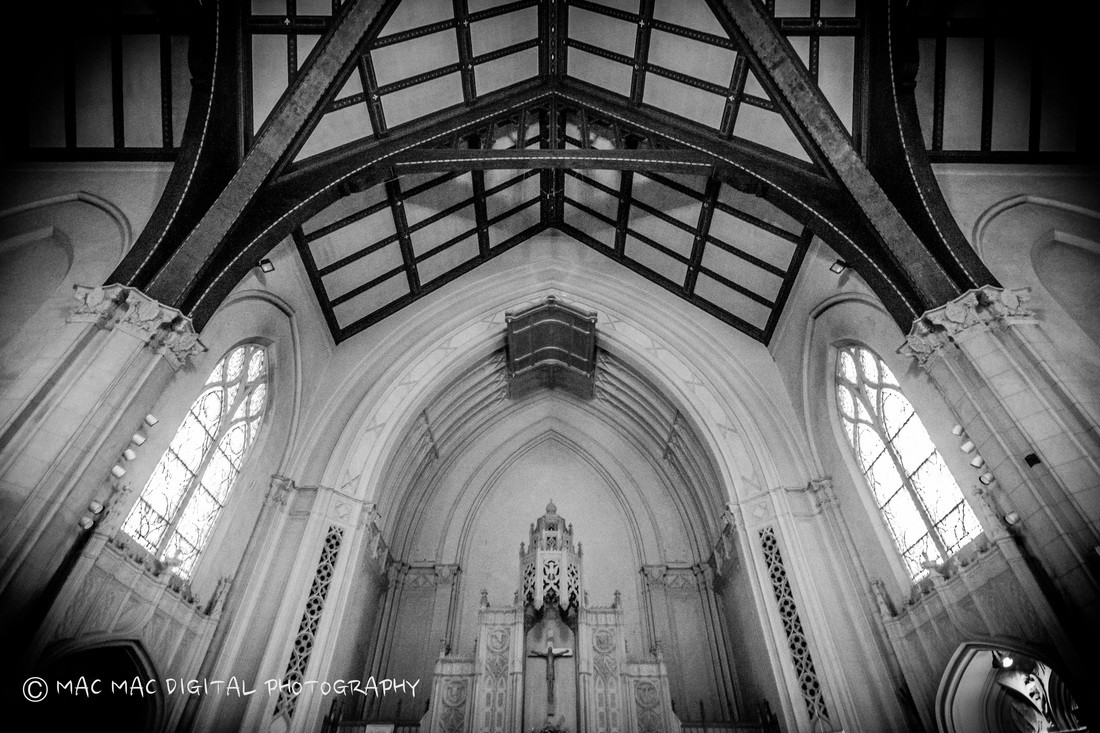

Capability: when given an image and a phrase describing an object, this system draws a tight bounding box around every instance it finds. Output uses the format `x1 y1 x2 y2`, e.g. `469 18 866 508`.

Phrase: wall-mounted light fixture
829 259 848 275
258 258 275 273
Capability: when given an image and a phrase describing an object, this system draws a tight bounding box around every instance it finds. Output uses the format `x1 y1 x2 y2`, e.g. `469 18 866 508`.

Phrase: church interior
1 0 1098 731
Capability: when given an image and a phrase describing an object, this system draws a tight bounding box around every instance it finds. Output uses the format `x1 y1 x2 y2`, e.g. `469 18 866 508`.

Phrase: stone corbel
69 284 207 369
721 503 737 531
710 509 738 577
265 475 297 508
778 481 825 517
898 286 1033 367
360 501 382 530
807 477 838 512
387 560 405 587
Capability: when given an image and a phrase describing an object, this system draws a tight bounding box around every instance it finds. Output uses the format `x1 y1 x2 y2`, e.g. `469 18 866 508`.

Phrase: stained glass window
122 344 269 580
835 344 981 580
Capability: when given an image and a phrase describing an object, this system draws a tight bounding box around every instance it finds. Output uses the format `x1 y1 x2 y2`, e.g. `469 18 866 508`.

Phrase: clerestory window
122 343 268 579
835 344 981 580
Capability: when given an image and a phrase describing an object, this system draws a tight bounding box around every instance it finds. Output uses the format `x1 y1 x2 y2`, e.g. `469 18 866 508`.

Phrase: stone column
899 286 1100 621
0 284 203 637
238 483 378 733
182 475 302 732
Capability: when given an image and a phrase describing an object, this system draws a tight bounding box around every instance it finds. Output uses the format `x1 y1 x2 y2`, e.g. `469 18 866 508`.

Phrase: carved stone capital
899 286 1033 367
807 477 838 510
359 501 382 529
266 475 296 507
69 284 206 368
435 563 459 582
70 284 125 324
641 564 668 584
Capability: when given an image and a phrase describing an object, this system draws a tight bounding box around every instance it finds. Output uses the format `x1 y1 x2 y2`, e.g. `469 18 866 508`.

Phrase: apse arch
448 426 650 571
375 353 722 567
440 424 657 651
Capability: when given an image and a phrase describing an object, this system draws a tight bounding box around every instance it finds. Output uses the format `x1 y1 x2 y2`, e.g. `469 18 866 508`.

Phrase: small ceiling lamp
829 259 848 274
258 258 275 273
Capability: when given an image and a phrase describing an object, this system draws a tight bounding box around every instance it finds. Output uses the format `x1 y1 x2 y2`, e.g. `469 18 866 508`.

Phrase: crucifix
528 631 573 709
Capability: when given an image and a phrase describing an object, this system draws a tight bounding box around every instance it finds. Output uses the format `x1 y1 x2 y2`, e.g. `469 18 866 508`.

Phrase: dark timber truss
16 0 1089 344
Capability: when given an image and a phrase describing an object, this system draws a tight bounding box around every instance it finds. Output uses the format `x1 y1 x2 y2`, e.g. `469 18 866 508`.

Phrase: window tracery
835 344 981 579
122 343 269 579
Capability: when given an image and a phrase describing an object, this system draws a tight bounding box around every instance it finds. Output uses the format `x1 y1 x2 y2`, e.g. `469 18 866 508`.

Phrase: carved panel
440 679 468 733
592 628 622 733
481 626 511 733
633 680 662 733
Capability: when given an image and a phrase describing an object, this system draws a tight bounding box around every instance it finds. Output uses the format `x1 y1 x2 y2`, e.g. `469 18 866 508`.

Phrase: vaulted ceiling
6 0 1093 344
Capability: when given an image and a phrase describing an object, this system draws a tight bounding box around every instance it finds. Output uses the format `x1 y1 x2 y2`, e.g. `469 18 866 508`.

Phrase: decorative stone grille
759 526 831 727
273 525 344 722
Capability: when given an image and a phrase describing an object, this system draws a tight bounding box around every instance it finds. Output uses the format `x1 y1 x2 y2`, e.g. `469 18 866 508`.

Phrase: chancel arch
304 239 812 512
254 238 844 728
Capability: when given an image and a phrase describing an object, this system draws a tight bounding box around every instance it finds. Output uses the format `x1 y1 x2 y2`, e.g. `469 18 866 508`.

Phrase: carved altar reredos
422 503 679 733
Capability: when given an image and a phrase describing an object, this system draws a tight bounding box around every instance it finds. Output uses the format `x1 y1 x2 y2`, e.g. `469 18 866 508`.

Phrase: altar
420 502 679 733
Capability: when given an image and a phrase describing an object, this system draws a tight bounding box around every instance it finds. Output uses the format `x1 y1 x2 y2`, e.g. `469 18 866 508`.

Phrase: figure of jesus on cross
529 629 573 709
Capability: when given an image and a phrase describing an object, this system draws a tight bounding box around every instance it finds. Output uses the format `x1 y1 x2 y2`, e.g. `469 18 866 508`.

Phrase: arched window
835 344 981 580
122 344 269 579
